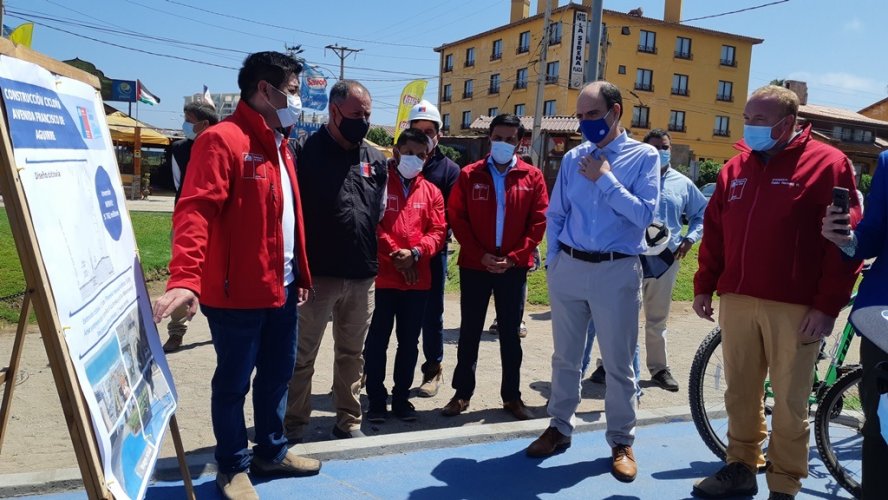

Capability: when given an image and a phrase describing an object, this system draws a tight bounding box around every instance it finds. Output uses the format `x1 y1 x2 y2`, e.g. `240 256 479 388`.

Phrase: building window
442 84 452 102
444 54 453 72
544 100 557 116
548 21 563 45
720 45 736 66
488 107 499 117
672 74 689 96
515 68 528 89
461 110 472 129
669 110 686 132
714 116 730 136
515 103 526 116
491 39 503 60
442 113 450 132
546 61 559 84
618 65 626 75
489 74 500 94
463 79 473 99
638 30 657 53
635 68 653 91
465 47 475 67
517 31 530 53
717 80 734 101
675 36 692 59
632 106 650 128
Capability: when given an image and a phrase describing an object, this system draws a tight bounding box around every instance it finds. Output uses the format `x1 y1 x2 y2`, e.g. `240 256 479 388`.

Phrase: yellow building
435 0 763 164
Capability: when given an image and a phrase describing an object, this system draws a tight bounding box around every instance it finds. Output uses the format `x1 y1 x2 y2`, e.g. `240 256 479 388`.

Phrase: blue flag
301 66 328 111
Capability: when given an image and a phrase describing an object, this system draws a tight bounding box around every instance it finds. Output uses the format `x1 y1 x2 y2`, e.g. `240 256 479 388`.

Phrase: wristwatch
411 248 421 262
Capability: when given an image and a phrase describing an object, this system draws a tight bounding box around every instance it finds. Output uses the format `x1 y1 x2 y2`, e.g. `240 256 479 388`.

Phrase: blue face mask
182 121 196 140
579 108 613 144
658 150 671 169
743 116 788 152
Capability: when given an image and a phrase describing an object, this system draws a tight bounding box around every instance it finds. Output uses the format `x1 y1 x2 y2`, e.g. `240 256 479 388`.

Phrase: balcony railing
716 94 734 102
443 65 453 73
713 128 731 137
638 44 657 54
545 75 558 85
488 86 500 95
634 82 654 91
465 60 475 68
720 58 737 67
517 45 529 54
442 94 451 102
631 120 650 129
514 81 528 90
490 52 502 61
674 50 692 60
671 87 689 96
463 91 473 99
668 123 686 132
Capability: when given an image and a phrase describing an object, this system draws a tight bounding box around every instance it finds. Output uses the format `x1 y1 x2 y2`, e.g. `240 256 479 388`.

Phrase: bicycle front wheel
688 326 729 460
814 366 863 499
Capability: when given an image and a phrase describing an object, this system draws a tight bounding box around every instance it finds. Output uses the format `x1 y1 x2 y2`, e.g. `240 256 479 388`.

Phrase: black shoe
768 493 794 500
652 368 680 392
366 403 387 423
692 462 757 498
589 365 606 384
331 426 366 439
392 400 417 421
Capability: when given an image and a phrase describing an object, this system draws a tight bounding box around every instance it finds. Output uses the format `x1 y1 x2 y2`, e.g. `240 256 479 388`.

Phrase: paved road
27 419 852 499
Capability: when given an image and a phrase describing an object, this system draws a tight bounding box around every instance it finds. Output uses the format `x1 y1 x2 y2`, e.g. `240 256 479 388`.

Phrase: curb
0 405 692 496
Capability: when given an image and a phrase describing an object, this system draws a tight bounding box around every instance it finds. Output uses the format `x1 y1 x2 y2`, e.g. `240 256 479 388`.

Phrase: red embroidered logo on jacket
729 178 747 201
472 183 489 201
360 162 373 177
243 153 267 179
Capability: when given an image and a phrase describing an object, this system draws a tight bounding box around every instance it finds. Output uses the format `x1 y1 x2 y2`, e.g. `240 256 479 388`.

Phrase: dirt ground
0 285 856 476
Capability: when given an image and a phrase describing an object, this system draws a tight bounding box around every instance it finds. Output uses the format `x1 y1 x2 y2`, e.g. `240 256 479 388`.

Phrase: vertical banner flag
569 10 588 89
393 79 428 143
5 23 35 48
136 80 160 106
300 66 328 111
202 85 215 109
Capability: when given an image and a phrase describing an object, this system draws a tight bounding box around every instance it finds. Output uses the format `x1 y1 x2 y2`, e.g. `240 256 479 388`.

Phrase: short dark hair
410 118 440 134
489 113 524 139
643 128 670 143
237 51 303 101
329 79 370 107
396 128 429 149
599 82 623 119
184 102 219 125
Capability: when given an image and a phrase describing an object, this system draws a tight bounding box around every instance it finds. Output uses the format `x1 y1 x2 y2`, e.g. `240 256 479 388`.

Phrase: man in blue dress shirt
525 81 660 483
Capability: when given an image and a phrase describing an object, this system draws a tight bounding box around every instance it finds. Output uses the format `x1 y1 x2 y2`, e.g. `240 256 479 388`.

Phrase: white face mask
490 140 516 164
396 155 424 179
268 85 302 128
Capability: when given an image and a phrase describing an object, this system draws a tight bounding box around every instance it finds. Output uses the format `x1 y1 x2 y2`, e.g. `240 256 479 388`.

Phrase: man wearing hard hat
406 100 460 398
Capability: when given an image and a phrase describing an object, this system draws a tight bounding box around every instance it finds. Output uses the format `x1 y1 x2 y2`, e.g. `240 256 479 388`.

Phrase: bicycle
688 295 862 498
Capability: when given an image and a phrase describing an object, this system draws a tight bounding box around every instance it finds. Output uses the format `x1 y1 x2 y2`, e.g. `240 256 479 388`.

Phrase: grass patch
445 234 702 307
0 210 172 324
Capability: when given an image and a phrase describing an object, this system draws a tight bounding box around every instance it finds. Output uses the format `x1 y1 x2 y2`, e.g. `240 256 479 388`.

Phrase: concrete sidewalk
24 417 852 499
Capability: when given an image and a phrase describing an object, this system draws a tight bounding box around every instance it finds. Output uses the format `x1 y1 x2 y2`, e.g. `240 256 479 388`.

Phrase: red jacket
449 155 548 271
376 166 446 290
694 124 861 317
167 101 311 308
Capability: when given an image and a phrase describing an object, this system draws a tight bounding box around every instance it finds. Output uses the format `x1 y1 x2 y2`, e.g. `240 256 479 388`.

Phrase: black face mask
335 105 370 145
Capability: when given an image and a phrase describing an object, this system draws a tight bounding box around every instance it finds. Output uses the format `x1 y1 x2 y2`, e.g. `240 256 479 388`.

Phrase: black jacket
297 126 388 279
422 146 460 243
170 138 194 205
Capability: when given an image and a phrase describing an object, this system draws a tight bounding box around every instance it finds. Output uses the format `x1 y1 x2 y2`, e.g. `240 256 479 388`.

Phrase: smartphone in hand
832 187 851 235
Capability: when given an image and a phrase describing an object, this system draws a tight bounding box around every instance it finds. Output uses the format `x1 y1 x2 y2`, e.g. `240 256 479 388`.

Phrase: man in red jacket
692 85 861 500
363 128 446 422
441 113 548 421
152 52 320 500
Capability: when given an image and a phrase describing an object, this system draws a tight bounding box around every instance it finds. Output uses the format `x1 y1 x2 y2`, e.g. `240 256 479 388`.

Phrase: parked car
701 182 716 201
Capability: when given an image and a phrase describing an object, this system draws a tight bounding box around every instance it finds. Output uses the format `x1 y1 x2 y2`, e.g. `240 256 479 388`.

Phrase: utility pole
530 0 552 167
325 44 361 80
586 0 604 82
0 0 5 34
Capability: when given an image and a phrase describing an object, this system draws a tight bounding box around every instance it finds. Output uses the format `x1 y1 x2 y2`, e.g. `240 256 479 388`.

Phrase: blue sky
7 0 886 130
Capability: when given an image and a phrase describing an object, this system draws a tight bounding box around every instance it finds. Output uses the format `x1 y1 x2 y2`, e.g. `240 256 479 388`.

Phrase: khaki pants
285 276 375 438
719 294 820 496
641 258 680 375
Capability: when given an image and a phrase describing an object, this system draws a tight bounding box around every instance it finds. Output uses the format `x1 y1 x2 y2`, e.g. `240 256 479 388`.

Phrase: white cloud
843 18 863 32
786 71 883 96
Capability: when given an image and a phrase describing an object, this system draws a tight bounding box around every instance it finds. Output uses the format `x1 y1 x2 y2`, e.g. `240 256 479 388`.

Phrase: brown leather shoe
503 399 533 420
441 397 469 416
526 426 571 457
611 444 637 482
251 450 321 477
163 334 183 353
216 471 258 500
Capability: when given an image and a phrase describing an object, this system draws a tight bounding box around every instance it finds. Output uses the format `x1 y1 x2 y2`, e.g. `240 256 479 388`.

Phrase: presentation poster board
0 54 177 500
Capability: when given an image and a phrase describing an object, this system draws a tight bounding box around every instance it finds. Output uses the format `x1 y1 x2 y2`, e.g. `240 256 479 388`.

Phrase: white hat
408 100 442 129
640 222 675 279
643 221 670 256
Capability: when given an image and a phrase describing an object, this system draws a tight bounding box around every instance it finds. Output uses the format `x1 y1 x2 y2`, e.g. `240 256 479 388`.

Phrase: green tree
770 78 786 86
696 160 722 187
438 144 461 163
859 173 873 195
366 127 393 147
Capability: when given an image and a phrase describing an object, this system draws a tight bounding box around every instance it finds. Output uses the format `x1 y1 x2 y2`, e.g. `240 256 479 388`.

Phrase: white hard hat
643 221 670 256
408 100 442 129
640 221 675 279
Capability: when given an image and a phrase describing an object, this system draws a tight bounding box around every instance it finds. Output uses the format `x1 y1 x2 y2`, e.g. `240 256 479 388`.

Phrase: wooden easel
0 39 194 499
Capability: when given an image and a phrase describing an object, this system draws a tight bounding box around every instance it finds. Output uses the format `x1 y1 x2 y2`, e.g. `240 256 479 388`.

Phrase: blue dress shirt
546 131 660 264
487 155 516 248
657 167 708 252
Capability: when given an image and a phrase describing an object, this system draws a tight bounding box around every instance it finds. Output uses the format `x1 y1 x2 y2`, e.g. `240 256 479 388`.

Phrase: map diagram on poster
0 55 177 500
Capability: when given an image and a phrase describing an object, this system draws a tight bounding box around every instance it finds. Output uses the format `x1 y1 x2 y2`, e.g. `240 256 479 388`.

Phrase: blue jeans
580 319 643 399
421 247 447 372
201 284 298 473
364 289 429 405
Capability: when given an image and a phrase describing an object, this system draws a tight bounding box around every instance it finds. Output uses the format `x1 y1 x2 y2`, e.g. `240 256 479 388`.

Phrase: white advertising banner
570 10 589 89
0 55 177 500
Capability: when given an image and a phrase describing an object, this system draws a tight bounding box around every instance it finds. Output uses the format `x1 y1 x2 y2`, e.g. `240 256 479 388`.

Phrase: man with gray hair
526 81 659 484
285 80 387 441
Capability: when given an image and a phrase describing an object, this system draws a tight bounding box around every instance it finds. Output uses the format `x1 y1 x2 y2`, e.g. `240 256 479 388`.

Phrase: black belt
560 243 632 263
